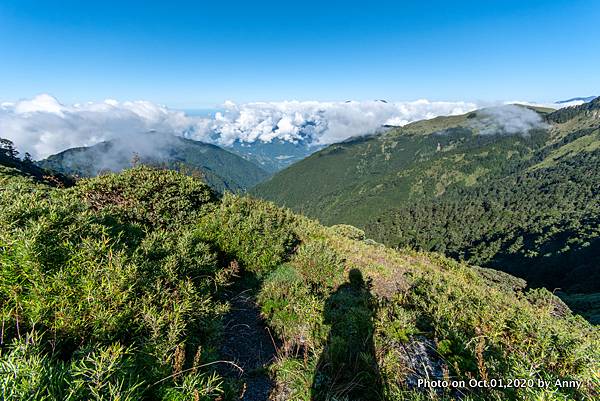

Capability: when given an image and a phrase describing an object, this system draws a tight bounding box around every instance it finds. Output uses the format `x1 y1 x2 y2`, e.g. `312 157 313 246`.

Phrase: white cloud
195 99 479 146
504 100 587 109
14 94 65 115
0 95 191 159
0 93 575 160
470 105 549 136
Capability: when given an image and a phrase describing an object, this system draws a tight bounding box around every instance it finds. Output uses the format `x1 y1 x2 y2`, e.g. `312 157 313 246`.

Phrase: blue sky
0 0 598 108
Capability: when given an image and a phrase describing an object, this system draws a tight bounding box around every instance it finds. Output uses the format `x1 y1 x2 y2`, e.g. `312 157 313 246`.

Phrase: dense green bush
196 194 299 274
0 167 232 400
259 264 325 352
289 240 345 290
74 166 216 229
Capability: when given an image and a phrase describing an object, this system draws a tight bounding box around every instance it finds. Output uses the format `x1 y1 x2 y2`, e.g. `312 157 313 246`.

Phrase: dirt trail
219 285 278 401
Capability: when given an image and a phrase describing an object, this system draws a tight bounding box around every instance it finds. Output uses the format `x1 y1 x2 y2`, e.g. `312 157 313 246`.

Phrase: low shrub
196 194 299 274
290 240 345 291
330 224 366 241
259 264 325 353
74 166 216 229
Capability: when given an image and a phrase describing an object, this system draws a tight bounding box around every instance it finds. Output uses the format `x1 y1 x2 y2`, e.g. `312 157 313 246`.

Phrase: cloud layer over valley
1 94 581 160
1 94 480 159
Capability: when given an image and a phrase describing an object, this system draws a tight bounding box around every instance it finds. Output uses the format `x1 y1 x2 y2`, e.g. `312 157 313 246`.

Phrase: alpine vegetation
0 144 598 400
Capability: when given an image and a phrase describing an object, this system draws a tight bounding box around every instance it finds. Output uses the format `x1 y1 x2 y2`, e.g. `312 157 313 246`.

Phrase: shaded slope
39 132 269 192
1 137 73 187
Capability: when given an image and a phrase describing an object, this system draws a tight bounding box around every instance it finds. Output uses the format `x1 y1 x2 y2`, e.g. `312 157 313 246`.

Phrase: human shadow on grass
311 269 383 401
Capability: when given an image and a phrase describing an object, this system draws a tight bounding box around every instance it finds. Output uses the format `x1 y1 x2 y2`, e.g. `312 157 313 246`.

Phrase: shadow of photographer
311 269 383 400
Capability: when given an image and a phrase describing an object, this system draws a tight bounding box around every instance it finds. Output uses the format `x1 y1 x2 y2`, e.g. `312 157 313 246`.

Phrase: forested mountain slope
1 163 598 400
38 132 269 192
252 105 558 226
1 138 73 187
252 100 600 319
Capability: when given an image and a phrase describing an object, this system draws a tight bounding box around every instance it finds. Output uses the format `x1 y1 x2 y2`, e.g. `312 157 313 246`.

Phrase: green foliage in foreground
1 165 599 400
0 167 234 400
195 193 299 274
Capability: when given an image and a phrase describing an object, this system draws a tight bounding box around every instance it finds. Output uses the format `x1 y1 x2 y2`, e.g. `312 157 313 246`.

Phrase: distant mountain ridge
39 132 269 192
556 95 597 104
0 138 74 187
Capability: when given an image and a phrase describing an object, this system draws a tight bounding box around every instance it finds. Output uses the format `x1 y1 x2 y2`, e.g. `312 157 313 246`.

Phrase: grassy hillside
1 165 598 400
38 132 269 192
252 100 600 319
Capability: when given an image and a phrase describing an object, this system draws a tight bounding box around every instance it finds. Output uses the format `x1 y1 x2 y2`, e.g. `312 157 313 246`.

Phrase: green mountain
1 163 598 400
38 132 269 192
253 100 600 320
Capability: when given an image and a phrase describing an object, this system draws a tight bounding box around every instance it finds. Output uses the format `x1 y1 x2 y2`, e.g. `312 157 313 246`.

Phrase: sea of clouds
0 94 582 160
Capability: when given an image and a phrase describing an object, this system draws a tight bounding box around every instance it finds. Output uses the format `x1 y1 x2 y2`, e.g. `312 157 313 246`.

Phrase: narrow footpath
219 279 278 401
